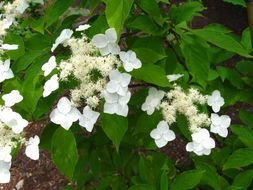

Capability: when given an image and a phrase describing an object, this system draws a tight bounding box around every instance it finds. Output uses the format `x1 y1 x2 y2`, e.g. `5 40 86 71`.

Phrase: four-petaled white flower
106 70 131 96
207 90 224 113
103 91 131 117
43 74 59 97
167 74 183 82
76 24 90 31
91 28 120 56
1 44 19 50
25 135 40 160
51 29 73 52
142 87 165 115
119 50 142 72
150 120 176 148
0 146 12 163
0 59 14 83
210 113 231 137
41 56 57 77
0 161 11 183
186 129 215 156
2 90 23 107
0 108 28 134
50 97 81 130
79 106 100 132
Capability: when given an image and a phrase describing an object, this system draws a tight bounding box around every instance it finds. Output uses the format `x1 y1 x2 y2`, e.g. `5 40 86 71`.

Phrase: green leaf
128 36 167 64
241 27 252 53
52 128 78 180
176 114 191 141
131 64 170 87
231 125 253 147
44 0 74 27
216 66 243 89
137 0 164 25
160 172 169 190
171 169 204 190
223 0 246 7
128 184 156 190
168 2 205 24
40 124 59 150
232 169 253 189
235 60 253 75
101 113 128 151
105 0 134 37
180 35 210 88
127 15 161 35
223 148 253 170
190 26 251 57
239 109 253 128
138 157 148 182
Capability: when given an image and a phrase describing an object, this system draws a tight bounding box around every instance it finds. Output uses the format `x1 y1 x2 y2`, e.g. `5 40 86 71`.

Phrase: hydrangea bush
0 0 253 189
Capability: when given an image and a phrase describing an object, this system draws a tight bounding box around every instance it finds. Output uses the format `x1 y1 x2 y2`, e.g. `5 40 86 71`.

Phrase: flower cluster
144 83 231 156
44 27 142 133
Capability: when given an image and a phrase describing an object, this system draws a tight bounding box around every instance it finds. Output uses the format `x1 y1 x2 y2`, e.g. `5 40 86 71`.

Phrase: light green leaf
180 34 210 88
128 184 156 190
101 113 128 151
171 169 204 190
52 128 78 180
105 0 134 37
223 148 253 170
131 64 170 87
232 169 253 189
4 33 25 60
231 125 253 147
190 26 251 57
223 0 246 7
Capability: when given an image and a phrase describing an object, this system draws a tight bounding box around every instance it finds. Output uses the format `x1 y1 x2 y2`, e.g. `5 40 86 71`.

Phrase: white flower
2 90 23 107
167 74 183 82
119 50 142 72
106 70 131 96
79 106 100 132
207 90 224 113
186 129 215 156
91 28 120 56
0 108 28 134
0 60 14 83
103 91 131 117
1 44 18 50
76 24 90 31
150 120 176 148
141 87 165 115
43 74 59 97
1 17 13 30
25 135 40 160
210 113 231 138
0 161 11 183
41 56 57 77
51 29 73 52
16 0 29 14
0 146 12 163
50 97 81 130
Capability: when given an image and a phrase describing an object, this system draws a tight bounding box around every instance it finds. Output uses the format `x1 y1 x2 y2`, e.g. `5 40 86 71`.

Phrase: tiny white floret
50 97 81 130
119 50 142 72
142 87 165 115
41 56 57 77
51 29 73 52
79 106 100 132
91 28 120 56
167 74 183 82
2 90 23 107
210 113 231 138
76 24 90 31
150 120 176 148
25 135 40 160
43 74 59 97
207 90 224 113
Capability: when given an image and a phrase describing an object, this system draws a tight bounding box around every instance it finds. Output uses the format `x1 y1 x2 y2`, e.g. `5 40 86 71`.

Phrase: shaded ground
0 1 251 189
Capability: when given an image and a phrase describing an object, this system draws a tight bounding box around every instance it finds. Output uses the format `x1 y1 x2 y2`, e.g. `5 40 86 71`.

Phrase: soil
0 1 251 190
